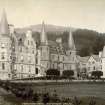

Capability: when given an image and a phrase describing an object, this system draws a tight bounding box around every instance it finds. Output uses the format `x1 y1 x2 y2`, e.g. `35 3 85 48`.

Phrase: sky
0 0 105 33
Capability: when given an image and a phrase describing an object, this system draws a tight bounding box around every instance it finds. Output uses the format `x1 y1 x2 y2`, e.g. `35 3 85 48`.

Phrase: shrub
46 69 60 79
91 71 103 79
62 70 74 79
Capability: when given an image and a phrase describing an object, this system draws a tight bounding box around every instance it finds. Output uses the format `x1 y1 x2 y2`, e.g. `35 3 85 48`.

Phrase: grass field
1 82 105 105
29 83 105 99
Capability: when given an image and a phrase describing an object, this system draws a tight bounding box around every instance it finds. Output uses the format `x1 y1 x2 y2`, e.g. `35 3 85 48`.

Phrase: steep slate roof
77 55 89 63
16 33 26 46
92 54 100 62
48 40 66 55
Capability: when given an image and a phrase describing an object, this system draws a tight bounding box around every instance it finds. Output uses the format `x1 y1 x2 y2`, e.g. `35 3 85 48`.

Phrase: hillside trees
17 28 105 57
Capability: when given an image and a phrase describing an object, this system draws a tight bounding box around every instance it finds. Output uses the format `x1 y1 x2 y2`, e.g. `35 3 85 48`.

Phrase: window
29 66 31 72
28 56 31 63
60 56 62 61
72 57 74 61
28 75 31 78
28 40 29 45
58 56 59 61
8 74 11 78
20 47 22 52
93 66 95 70
14 65 17 70
53 63 54 68
32 50 34 54
70 52 71 55
12 46 15 51
2 63 5 70
51 55 55 60
47 47 49 52
36 58 38 64
10 65 12 70
21 65 23 72
88 67 90 70
63 56 64 61
20 55 24 62
89 62 91 65
47 62 49 68
31 41 33 45
1 52 5 59
36 68 38 74
1 43 5 48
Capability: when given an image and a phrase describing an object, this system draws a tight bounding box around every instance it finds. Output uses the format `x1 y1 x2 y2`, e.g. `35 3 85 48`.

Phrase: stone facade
0 10 78 80
37 22 78 78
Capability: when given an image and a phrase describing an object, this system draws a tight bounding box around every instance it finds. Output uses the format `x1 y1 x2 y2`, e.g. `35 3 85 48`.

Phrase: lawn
1 82 105 105
30 82 105 99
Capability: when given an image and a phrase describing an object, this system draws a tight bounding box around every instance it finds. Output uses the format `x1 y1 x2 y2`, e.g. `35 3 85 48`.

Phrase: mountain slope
15 24 105 57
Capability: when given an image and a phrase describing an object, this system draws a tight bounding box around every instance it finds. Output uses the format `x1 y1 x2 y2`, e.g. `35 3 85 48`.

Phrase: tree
91 71 103 79
92 35 104 55
62 70 74 79
79 46 92 57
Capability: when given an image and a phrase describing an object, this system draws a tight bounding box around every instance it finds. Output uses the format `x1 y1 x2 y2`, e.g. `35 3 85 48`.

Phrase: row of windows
50 63 72 70
51 55 65 61
51 54 75 62
88 61 95 65
28 40 34 46
88 66 95 70
19 65 39 74
19 47 35 54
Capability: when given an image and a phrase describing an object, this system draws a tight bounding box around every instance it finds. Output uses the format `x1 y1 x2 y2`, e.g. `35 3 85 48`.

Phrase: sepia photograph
0 0 105 105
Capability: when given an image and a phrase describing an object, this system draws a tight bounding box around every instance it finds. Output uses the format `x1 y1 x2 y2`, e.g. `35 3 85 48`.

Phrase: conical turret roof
0 9 9 35
68 28 75 50
40 21 48 45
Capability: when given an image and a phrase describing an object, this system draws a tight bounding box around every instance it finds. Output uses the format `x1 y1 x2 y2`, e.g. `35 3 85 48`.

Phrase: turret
68 28 75 50
0 9 9 35
40 21 48 45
